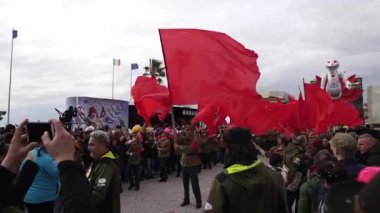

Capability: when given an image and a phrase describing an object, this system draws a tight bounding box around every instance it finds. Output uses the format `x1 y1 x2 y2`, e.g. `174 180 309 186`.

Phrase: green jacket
157 138 170 159
205 160 287 213
87 151 121 213
200 137 214 153
177 135 201 167
127 142 142 165
284 142 305 184
298 173 322 213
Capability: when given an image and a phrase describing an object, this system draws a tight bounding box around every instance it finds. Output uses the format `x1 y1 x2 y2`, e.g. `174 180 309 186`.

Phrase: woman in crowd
298 149 334 213
156 131 170 182
317 161 349 213
23 144 60 213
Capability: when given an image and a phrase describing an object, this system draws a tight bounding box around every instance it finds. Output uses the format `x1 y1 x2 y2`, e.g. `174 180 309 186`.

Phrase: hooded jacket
298 173 322 213
87 151 121 213
284 142 306 184
204 160 286 213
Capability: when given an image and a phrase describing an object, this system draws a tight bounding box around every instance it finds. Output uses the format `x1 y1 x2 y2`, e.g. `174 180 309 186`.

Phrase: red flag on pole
131 76 171 125
192 103 227 135
330 100 363 127
304 83 332 133
293 91 309 133
159 29 260 105
303 83 363 133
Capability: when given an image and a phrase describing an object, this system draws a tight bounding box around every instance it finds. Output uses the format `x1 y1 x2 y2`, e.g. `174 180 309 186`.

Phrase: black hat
223 127 251 147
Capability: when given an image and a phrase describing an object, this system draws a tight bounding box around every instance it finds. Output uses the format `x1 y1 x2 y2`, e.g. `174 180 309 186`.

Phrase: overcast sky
1 0 379 126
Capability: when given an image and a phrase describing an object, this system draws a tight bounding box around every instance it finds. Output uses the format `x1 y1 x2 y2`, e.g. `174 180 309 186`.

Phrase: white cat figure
320 60 352 100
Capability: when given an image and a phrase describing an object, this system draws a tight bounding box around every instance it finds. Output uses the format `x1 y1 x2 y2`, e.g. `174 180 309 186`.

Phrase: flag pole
112 59 115 99
130 65 133 102
7 29 15 125
158 29 177 136
298 85 303 99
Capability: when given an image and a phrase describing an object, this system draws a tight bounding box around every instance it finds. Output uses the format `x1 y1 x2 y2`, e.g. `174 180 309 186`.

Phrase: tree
143 58 166 84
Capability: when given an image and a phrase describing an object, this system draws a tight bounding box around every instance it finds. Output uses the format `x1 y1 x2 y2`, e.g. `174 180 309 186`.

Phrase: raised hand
1 119 37 174
42 119 75 163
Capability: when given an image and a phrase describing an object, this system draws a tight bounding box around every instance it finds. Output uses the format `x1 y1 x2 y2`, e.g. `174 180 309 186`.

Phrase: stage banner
66 96 129 129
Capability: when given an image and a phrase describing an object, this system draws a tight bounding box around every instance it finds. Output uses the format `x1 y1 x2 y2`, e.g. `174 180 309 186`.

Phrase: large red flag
265 101 298 136
330 100 363 127
293 91 309 133
304 83 333 133
159 29 260 105
303 83 363 134
131 76 171 125
191 104 226 135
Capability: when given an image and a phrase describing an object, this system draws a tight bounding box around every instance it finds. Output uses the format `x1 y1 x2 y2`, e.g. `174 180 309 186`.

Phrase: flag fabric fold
303 83 363 134
131 76 171 125
159 29 260 105
192 104 226 135
159 28 362 136
330 100 363 127
292 91 309 133
160 28 263 134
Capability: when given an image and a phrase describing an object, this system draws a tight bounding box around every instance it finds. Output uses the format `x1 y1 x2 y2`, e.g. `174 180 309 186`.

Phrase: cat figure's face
326 60 340 74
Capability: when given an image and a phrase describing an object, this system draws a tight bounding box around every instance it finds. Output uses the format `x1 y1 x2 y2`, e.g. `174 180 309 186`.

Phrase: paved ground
120 164 223 213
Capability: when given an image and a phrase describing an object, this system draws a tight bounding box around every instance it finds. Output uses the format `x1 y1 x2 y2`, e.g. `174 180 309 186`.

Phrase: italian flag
113 59 121 66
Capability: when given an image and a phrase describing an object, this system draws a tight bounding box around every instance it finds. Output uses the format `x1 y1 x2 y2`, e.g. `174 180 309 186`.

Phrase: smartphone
26 122 54 143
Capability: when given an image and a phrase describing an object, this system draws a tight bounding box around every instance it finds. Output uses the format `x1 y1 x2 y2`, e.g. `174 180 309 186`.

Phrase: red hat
89 107 97 114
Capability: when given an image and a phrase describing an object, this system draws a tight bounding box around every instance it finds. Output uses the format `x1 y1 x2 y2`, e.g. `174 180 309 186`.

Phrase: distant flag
12 29 18 39
131 63 139 70
113 59 121 66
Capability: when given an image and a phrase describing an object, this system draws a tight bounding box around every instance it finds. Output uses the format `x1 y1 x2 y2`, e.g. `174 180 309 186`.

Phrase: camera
58 106 78 132
61 106 77 123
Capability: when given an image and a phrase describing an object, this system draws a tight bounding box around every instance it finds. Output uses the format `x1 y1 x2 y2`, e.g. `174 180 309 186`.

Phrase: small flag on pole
12 29 18 39
131 63 139 70
113 59 121 66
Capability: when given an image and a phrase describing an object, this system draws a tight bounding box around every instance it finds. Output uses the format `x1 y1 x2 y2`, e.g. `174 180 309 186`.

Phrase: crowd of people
1 118 380 213
0 119 228 212
256 126 380 213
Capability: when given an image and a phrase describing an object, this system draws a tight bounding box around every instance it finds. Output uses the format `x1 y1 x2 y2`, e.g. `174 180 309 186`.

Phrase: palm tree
143 58 166 84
